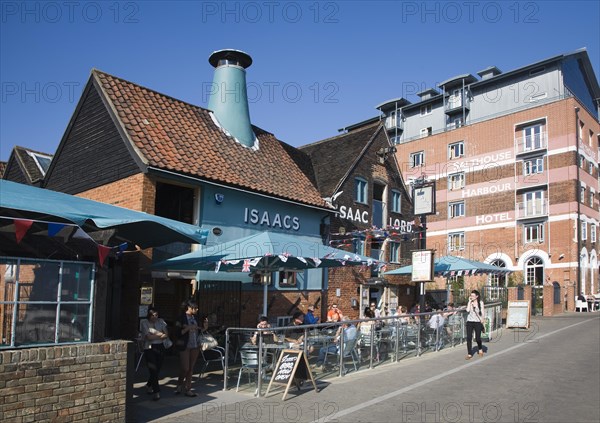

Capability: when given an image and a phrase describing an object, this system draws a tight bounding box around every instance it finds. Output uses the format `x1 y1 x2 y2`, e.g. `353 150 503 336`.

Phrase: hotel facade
371 49 600 298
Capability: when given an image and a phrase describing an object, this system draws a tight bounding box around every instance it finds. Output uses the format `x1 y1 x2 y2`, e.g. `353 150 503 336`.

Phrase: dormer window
420 104 432 116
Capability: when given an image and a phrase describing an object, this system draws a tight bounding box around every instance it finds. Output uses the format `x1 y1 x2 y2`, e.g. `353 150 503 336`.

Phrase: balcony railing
516 199 549 219
515 131 547 154
445 95 470 113
385 117 404 131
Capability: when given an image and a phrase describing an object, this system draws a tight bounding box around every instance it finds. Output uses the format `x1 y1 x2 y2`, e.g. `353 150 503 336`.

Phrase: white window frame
355 177 368 204
448 201 465 219
591 224 597 243
523 190 545 216
419 127 432 138
523 124 544 151
590 189 595 208
582 221 588 241
410 151 424 168
523 157 544 175
448 172 465 191
580 185 586 203
448 232 465 251
524 222 544 244
391 190 401 213
448 141 464 159
389 242 401 263
420 104 432 116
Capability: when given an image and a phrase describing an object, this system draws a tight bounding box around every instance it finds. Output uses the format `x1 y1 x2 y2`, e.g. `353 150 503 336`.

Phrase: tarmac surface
129 312 600 423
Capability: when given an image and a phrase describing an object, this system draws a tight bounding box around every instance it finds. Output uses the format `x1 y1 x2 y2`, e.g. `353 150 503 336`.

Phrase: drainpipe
575 107 581 296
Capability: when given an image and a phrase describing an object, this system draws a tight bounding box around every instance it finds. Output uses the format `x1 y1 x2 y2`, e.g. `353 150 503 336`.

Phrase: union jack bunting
242 259 251 272
312 258 322 267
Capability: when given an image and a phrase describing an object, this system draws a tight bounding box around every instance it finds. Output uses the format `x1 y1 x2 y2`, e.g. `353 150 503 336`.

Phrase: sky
1 0 599 162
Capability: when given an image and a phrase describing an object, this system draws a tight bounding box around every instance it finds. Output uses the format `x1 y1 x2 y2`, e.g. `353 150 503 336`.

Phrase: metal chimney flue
207 49 257 148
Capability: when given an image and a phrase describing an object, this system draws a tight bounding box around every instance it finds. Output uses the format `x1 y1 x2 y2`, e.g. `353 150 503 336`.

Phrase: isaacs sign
338 205 413 232
243 207 300 230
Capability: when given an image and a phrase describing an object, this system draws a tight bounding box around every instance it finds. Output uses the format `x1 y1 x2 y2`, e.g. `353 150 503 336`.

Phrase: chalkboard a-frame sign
265 349 317 400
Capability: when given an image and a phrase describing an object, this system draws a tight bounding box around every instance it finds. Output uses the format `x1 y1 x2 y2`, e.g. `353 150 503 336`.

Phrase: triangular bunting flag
14 219 33 244
312 258 321 267
249 257 262 266
278 254 289 263
297 257 307 264
72 227 91 240
97 245 111 267
215 261 221 273
47 222 66 237
242 259 251 272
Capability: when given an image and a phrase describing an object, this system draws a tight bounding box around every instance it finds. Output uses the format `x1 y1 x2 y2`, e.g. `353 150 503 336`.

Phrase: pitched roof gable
92 70 328 209
3 146 52 185
299 121 383 195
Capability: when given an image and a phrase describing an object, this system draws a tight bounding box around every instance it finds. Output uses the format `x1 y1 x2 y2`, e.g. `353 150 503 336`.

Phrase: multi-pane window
523 190 545 216
278 271 297 287
391 190 401 213
582 221 588 240
0 258 95 348
524 157 544 175
590 190 595 208
579 154 585 169
448 232 465 251
355 178 368 204
420 104 432 116
588 162 594 175
591 224 597 243
523 124 544 151
410 151 424 168
448 201 465 218
448 172 465 190
448 141 464 159
524 222 544 243
389 242 401 263
580 185 586 203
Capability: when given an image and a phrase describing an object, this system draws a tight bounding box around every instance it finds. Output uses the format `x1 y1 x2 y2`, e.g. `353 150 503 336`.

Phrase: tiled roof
0 162 6 178
299 122 383 195
92 70 328 209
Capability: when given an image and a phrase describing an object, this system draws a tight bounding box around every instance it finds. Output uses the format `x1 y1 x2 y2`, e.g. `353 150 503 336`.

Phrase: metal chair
236 349 274 392
324 335 360 374
134 335 145 372
199 346 226 378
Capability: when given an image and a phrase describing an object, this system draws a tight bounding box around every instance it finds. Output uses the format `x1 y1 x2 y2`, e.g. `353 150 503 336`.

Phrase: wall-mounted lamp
215 193 224 204
559 254 565 260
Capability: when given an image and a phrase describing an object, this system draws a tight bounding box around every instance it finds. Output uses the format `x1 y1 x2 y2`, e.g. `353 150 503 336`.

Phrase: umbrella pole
263 282 268 316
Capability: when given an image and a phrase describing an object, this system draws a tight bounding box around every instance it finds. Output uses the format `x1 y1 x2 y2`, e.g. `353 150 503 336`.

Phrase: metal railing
222 302 503 397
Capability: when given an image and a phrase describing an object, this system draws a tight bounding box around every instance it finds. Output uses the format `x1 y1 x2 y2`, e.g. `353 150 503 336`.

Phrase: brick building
372 48 600 303
300 121 417 318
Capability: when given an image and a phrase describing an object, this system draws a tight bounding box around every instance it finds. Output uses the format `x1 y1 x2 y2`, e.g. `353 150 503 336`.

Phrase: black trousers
145 344 165 393
466 321 483 355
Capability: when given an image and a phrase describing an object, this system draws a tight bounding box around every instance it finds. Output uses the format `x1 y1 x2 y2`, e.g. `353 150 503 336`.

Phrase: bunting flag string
1 216 131 266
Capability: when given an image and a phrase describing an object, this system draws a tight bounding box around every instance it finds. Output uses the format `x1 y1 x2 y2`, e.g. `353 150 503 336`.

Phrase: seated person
327 303 343 322
250 316 277 345
314 317 357 368
396 306 411 325
304 305 320 325
284 311 306 348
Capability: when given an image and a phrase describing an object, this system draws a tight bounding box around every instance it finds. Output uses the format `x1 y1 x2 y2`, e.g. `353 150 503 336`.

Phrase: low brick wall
0 341 129 422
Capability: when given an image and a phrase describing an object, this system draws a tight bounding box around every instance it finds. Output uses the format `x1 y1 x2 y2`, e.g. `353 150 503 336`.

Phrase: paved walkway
129 312 600 422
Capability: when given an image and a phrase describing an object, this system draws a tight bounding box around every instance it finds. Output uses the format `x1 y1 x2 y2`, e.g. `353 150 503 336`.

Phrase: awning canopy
0 180 208 249
384 255 512 277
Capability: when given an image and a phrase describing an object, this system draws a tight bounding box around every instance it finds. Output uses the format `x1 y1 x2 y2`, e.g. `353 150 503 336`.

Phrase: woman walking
175 300 201 397
140 307 169 400
465 290 485 359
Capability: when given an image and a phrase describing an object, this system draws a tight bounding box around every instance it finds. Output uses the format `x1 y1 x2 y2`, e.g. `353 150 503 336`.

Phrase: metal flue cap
209 49 253 69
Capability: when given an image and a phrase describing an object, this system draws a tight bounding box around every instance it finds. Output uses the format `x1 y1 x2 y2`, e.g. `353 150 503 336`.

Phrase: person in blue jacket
304 305 320 325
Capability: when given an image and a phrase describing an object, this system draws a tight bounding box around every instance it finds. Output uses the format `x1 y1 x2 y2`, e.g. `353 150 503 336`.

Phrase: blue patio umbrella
0 180 208 248
153 231 380 315
384 255 511 277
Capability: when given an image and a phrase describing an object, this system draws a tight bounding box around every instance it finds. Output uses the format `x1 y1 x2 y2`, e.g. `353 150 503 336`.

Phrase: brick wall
0 341 128 422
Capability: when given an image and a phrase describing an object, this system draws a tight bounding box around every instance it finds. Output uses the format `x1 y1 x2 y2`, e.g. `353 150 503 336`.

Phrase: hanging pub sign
413 182 436 216
266 350 317 400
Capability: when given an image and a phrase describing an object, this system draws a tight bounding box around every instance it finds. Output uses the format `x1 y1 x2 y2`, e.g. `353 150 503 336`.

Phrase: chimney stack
207 49 257 148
